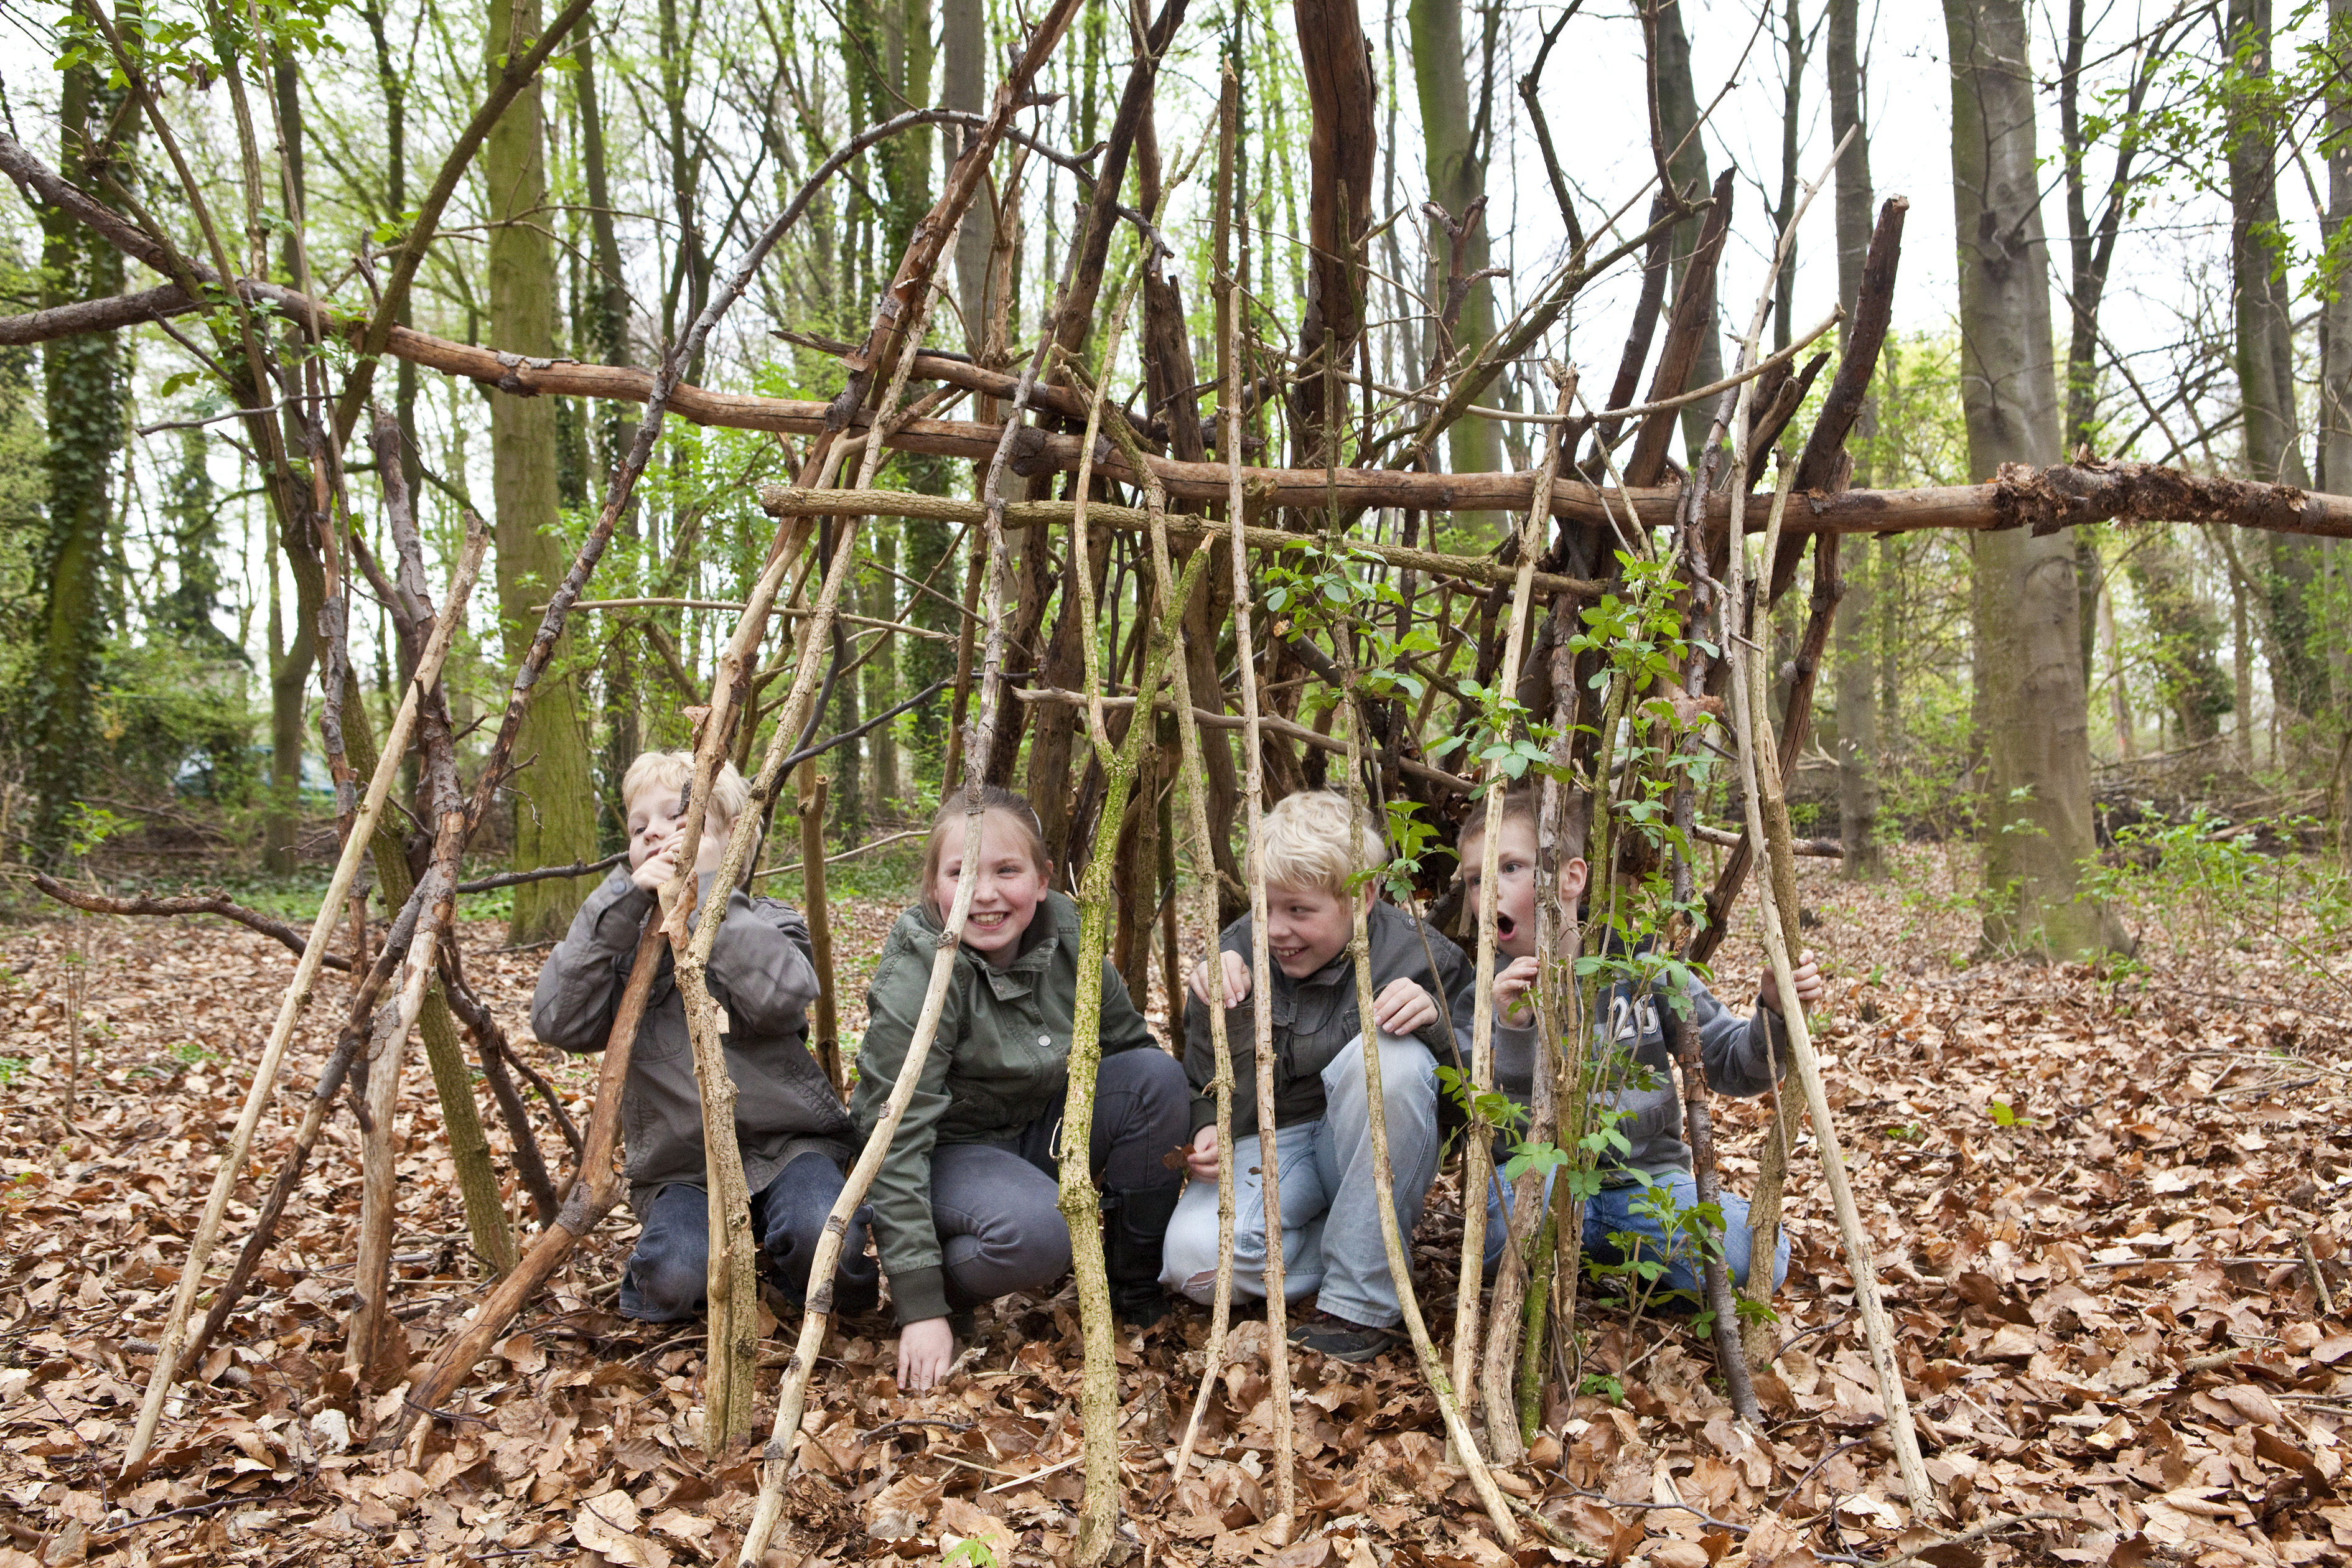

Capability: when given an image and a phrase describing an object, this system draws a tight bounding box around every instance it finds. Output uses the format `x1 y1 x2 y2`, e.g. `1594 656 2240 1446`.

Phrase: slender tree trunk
1944 0 2124 956
576 22 637 818
1407 0 1502 540
31 32 126 866
2127 528 2233 744
1827 0 1880 877
488 0 597 937
2227 0 2328 740
1772 0 1806 355
266 577 314 872
2098 582 2134 757
1652 0 1727 465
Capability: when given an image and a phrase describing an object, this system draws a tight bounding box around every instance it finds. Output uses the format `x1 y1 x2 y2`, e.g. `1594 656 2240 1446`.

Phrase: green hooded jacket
851 889 1159 1321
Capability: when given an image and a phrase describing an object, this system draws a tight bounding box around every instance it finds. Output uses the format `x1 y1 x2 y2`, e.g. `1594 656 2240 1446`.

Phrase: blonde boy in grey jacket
531 753 877 1322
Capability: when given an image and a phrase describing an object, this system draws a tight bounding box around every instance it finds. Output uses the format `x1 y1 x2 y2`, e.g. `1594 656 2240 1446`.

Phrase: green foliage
2081 812 2351 1002
0 1059 26 1087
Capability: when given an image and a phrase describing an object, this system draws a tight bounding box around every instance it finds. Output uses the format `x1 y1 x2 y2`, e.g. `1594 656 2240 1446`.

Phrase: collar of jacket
906 889 1073 1000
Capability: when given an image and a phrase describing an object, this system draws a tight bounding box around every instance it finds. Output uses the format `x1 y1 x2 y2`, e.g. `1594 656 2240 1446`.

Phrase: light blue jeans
1162 1032 1440 1328
1483 1164 1790 1298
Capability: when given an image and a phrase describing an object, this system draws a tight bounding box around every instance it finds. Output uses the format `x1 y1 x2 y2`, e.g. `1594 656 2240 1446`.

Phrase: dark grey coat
1181 901 1474 1141
531 867 852 1214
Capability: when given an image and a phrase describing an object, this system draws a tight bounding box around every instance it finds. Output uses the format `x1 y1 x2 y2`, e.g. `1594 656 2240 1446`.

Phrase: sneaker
1286 1311 1407 1363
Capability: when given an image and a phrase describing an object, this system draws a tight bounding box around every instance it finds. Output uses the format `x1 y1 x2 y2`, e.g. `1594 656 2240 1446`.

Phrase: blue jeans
1483 1166 1790 1298
1161 1032 1440 1328
620 1152 879 1321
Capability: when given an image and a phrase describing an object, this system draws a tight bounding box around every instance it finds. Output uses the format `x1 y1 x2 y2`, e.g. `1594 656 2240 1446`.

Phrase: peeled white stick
124 518 488 1477
1724 490 1934 1514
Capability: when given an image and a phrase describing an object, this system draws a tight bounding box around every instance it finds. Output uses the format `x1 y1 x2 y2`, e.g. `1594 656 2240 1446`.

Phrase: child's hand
1185 1124 1220 1182
1493 955 1541 1022
1188 950 1251 1009
1370 978 1438 1038
897 1317 957 1391
631 843 681 898
1760 950 1825 1015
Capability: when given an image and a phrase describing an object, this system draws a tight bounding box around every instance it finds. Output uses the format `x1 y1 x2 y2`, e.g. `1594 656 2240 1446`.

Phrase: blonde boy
1160 790 1474 1362
531 752 878 1322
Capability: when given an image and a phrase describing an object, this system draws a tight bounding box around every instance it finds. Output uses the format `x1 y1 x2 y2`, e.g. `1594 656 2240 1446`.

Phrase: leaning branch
27 876 355 971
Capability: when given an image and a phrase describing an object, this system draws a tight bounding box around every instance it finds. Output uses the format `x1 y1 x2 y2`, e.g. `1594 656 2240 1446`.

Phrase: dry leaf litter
0 846 2344 1568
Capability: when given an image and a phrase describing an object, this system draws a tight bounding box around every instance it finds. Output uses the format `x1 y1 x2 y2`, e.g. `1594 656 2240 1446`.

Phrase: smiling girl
851 787 1191 1392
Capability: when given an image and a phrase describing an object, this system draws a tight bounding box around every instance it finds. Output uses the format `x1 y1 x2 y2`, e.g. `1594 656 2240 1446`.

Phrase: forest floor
0 845 2346 1568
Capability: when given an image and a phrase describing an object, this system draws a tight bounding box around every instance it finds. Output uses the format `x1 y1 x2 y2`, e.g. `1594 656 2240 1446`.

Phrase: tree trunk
2323 0 2352 501
1407 0 1502 539
1292 0 1378 470
1651 0 1727 465
2127 527 2233 745
2226 0 2328 738
576 21 638 823
1827 0 1880 877
1944 0 2125 956
487 0 598 938
30 34 126 866
2098 581 2135 757
945 0 990 356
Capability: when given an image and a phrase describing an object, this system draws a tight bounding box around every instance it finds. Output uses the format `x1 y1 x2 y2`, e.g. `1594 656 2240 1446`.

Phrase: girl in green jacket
851 786 1190 1391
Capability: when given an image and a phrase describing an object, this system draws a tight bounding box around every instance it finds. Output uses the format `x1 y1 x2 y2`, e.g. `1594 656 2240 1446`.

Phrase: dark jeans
927 1047 1188 1311
620 1152 879 1322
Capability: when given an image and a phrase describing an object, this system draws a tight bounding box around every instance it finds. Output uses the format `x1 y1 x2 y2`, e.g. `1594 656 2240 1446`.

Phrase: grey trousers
926 1047 1188 1310
1160 1032 1440 1328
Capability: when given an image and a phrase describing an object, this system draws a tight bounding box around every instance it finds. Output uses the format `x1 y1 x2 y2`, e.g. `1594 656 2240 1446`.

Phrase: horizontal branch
1012 684 1478 793
1689 823 1842 857
455 853 628 894
758 486 1605 596
7 261 2350 539
29 873 354 971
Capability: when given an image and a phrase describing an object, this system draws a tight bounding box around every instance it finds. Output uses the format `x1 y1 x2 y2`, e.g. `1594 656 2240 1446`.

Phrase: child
1162 790 1475 1363
1457 785 1822 1296
854 786 1191 1393
531 752 878 1322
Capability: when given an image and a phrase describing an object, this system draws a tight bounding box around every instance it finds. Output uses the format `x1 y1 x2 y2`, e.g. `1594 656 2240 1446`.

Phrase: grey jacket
1182 901 1475 1141
1485 974 1786 1179
531 867 852 1213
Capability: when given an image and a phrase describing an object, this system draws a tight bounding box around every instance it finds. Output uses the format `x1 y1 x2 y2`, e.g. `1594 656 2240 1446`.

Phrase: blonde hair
620 751 750 828
1254 790 1383 898
922 786 1052 920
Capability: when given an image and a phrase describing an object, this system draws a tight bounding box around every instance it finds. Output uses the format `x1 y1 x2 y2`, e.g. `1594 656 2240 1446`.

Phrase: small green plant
1986 1098 2035 1129
0 1058 26 1086
942 1536 999 1568
170 1041 222 1066
1578 1371 1626 1405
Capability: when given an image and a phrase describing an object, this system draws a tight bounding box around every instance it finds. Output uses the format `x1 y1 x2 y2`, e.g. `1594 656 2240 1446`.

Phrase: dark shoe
1104 1185 1182 1327
1287 1310 1407 1363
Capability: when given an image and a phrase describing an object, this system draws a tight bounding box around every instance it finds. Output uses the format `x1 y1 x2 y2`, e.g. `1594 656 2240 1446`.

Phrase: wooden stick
1335 699 1519 1545
123 519 487 1477
1060 535 1210 1567
26 877 358 971
1455 371 1573 1462
735 162 1066 1568
1221 263 1299 1533
1724 474 1934 1513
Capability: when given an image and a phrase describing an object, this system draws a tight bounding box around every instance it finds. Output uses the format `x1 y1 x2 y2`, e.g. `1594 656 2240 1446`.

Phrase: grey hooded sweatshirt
1483 974 1788 1180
